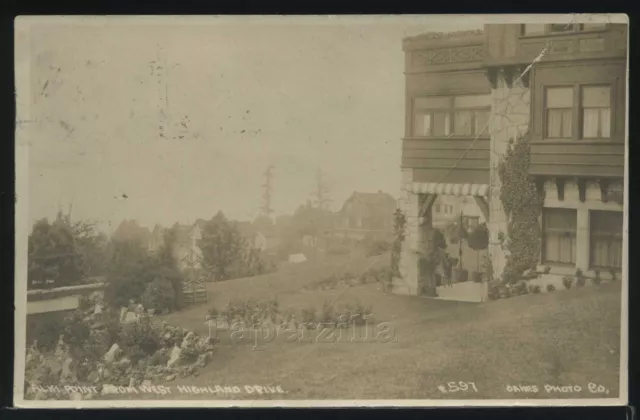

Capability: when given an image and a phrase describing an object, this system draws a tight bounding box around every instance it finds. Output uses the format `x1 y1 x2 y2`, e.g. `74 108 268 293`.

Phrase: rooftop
403 28 484 50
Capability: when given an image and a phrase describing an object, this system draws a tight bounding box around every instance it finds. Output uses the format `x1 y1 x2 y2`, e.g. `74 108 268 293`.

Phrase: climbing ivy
390 208 407 278
497 132 545 284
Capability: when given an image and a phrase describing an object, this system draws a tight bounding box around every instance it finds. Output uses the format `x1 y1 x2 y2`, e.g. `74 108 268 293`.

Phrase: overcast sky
24 16 485 232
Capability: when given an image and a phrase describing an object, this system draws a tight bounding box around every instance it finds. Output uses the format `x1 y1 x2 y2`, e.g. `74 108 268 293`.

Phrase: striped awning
409 182 489 197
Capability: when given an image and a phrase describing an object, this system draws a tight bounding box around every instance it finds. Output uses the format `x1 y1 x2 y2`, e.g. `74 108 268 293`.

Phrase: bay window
543 84 613 140
590 210 623 269
413 94 491 138
542 208 577 265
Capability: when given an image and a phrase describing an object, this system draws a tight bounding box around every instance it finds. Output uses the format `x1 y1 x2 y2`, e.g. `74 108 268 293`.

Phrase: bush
301 307 317 328
609 268 618 281
488 285 500 300
543 266 551 274
547 284 556 292
593 270 602 285
562 276 573 290
529 284 541 294
61 310 91 354
28 313 65 352
118 316 161 361
141 278 176 313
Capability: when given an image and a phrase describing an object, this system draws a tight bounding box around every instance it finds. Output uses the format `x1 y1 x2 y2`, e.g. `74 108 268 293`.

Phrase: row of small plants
207 298 374 329
302 267 393 292
488 267 619 300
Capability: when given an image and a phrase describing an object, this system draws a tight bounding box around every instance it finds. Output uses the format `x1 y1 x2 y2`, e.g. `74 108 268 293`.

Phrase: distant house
171 224 204 271
332 191 397 240
254 228 280 254
147 224 166 254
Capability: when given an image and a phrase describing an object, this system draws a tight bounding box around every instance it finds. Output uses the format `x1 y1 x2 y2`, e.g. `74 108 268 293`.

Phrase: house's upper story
402 23 627 184
338 191 397 231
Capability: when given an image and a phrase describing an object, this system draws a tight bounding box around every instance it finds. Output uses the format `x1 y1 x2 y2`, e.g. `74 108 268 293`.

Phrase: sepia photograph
14 14 628 407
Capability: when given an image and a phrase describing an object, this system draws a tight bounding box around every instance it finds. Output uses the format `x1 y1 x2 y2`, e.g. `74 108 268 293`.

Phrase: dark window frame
542 83 614 141
589 210 623 270
541 208 578 266
412 95 491 138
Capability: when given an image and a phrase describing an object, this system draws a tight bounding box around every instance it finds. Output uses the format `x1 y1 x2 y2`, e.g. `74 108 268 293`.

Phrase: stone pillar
575 208 590 273
396 168 420 295
488 70 531 282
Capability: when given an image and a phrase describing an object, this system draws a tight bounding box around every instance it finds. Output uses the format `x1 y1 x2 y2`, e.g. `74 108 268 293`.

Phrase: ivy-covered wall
488 75 531 282
497 132 544 284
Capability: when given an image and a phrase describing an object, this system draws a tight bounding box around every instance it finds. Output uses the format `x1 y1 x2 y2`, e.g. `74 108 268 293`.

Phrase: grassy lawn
120 253 621 401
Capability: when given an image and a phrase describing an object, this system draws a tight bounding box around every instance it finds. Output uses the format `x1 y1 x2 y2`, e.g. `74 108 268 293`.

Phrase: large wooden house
396 21 627 300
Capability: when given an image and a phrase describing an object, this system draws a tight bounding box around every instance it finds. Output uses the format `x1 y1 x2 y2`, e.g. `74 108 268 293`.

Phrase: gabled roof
341 191 397 213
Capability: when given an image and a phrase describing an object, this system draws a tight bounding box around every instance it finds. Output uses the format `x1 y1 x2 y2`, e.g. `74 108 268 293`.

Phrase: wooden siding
402 138 490 184
529 141 625 178
528 60 626 178
483 24 627 66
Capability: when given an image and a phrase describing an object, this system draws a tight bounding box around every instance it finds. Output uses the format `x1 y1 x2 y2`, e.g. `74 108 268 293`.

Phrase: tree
104 228 184 311
200 212 247 281
28 212 107 289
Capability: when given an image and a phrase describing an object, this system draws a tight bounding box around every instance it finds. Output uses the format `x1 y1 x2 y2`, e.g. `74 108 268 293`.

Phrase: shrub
529 284 541 294
488 285 500 300
28 313 65 352
61 310 91 354
320 301 335 325
546 284 556 292
562 276 573 290
593 270 602 285
543 266 551 274
301 307 317 328
513 280 528 295
609 268 618 281
118 316 161 361
141 278 176 313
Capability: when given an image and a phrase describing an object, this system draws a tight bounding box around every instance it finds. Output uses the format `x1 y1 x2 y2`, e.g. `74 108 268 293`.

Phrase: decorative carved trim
486 67 498 89
577 179 587 203
555 177 566 201
412 45 483 66
599 179 610 203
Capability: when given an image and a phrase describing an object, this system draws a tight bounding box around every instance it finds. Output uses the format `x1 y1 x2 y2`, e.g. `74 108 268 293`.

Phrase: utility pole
261 165 275 219
312 168 331 211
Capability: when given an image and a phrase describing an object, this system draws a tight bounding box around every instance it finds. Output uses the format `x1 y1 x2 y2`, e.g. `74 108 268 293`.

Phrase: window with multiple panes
542 208 577 265
544 85 613 140
522 23 608 36
590 210 623 270
545 87 574 138
413 95 491 138
582 86 611 138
